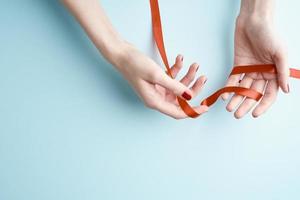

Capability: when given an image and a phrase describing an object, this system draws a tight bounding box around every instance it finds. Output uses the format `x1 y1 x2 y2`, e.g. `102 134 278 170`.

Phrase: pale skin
222 0 289 119
62 0 289 119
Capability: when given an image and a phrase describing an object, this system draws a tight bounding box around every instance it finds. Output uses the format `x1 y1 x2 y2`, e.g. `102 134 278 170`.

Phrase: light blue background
1 0 300 199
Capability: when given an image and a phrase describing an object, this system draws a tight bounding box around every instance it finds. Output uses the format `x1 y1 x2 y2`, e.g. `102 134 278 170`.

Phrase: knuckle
263 93 277 103
226 75 240 86
263 92 272 99
182 74 195 83
150 70 162 82
144 99 157 109
244 100 253 108
258 99 268 107
186 73 195 80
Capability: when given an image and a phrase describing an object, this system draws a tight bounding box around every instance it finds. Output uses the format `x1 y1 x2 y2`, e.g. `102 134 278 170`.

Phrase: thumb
155 70 193 100
274 48 290 93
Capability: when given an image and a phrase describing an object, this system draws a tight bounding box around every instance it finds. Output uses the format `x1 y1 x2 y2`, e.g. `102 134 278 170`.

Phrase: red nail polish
182 91 192 101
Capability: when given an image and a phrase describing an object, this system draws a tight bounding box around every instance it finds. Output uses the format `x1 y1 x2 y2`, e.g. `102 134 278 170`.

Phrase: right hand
115 43 208 119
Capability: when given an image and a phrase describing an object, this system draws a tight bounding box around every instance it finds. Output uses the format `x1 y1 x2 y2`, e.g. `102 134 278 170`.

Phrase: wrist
102 41 124 67
238 0 274 22
236 14 272 31
102 40 136 71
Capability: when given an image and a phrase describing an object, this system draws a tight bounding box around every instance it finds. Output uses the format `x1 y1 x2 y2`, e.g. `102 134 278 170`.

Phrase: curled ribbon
150 0 300 118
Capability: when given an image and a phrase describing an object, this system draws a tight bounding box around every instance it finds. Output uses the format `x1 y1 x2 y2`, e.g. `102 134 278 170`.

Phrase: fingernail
203 106 209 112
222 93 228 101
181 91 192 101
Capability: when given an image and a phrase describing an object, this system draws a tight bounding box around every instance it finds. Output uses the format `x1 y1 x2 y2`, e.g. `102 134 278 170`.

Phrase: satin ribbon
150 0 300 118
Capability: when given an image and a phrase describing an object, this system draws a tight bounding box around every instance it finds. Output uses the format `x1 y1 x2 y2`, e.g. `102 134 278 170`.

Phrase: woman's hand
116 44 208 119
222 0 289 119
62 0 208 119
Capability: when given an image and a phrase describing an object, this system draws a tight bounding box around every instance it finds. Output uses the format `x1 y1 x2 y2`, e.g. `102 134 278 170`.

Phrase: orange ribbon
150 0 300 118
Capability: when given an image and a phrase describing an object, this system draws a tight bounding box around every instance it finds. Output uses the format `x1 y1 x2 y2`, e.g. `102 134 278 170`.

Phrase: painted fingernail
182 91 192 101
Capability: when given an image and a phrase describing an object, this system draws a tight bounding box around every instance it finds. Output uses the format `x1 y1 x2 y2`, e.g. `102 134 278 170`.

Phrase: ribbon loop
149 0 300 118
